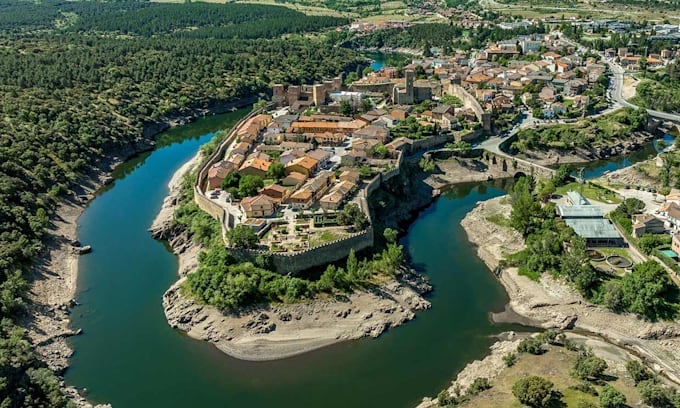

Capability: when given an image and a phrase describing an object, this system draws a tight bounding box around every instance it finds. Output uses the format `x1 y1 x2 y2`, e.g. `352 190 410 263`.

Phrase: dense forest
0 1 362 406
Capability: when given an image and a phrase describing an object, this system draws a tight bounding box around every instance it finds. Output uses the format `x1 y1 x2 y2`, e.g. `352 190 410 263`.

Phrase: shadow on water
67 112 530 408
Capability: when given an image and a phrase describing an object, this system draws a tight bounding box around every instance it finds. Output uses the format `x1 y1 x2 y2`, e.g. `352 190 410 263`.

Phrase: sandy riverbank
23 101 254 407
462 197 680 380
153 153 432 361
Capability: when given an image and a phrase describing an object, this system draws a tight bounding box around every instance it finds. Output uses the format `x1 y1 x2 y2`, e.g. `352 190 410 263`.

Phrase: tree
419 156 435 172
638 233 670 255
266 162 285 180
227 225 259 249
510 176 542 236
383 228 398 244
337 203 369 230
362 98 373 112
621 261 679 320
340 100 354 116
626 360 655 385
603 280 625 312
517 337 545 355
537 179 556 202
572 352 608 381
552 163 574 186
369 143 389 158
638 379 673 407
512 376 555 408
560 237 597 294
238 175 264 198
346 248 358 278
599 385 626 408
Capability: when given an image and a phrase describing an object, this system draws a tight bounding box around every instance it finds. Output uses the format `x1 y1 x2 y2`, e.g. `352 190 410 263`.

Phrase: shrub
518 337 545 355
468 377 491 395
572 353 608 381
503 352 517 367
599 385 626 408
512 376 555 408
626 360 655 385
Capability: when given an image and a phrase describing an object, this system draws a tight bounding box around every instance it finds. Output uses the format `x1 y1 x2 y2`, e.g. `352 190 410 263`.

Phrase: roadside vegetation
506 176 679 321
0 1 364 405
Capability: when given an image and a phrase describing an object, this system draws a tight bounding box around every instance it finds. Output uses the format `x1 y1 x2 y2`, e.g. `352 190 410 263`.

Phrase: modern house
632 214 666 238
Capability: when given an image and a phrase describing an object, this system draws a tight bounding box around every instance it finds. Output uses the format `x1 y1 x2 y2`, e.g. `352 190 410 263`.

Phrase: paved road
559 33 680 124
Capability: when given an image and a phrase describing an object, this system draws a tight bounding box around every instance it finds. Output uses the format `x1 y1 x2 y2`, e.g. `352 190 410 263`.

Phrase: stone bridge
427 147 556 180
484 151 555 179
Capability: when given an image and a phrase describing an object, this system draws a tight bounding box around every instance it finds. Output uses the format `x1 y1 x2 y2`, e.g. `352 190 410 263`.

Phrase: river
66 112 657 407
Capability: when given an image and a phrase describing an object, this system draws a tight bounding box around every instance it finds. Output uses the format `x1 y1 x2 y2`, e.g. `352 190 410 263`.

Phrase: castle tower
332 74 343 91
312 84 326 107
272 84 285 106
287 85 301 106
405 69 415 104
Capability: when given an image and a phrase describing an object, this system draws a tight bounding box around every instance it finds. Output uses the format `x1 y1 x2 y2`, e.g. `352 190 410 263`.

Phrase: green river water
65 112 561 407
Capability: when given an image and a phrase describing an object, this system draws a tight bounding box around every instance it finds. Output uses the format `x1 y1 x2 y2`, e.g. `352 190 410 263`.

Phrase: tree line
0 3 364 405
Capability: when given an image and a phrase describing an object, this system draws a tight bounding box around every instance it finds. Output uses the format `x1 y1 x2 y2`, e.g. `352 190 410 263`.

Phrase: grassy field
309 229 347 247
461 344 643 408
482 0 679 22
556 182 623 204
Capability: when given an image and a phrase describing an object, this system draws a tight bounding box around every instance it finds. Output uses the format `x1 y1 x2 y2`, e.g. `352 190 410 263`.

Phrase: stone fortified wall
235 229 374 274
192 106 402 275
448 84 491 132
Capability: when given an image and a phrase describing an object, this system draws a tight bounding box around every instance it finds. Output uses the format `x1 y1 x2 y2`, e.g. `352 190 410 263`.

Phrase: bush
503 352 517 367
599 385 626 408
468 377 491 395
518 337 545 355
626 360 655 385
568 381 598 396
638 379 675 407
572 352 608 381
512 376 556 408
437 389 453 406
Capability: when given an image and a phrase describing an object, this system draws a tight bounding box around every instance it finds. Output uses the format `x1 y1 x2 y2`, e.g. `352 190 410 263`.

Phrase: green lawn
556 182 623 204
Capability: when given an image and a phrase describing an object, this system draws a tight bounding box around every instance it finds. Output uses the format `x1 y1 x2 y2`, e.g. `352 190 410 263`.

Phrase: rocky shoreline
24 99 254 407
152 153 433 361
461 197 680 380
518 130 659 166
416 195 680 407
152 153 530 362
